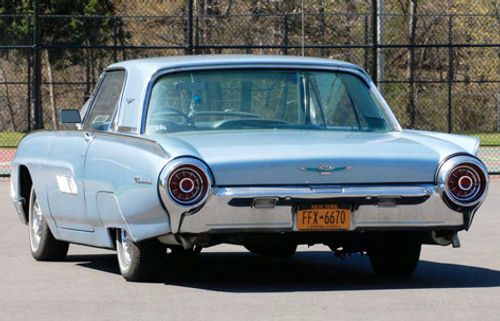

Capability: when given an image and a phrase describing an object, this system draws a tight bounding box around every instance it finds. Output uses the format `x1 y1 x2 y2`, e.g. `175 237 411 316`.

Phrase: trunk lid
153 130 467 185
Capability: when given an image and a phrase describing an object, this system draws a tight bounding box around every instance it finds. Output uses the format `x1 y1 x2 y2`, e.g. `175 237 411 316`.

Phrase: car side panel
83 133 171 242
44 131 93 232
11 132 61 238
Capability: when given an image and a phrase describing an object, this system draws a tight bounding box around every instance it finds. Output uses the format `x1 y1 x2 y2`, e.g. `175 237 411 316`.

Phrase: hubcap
29 194 43 252
118 230 133 270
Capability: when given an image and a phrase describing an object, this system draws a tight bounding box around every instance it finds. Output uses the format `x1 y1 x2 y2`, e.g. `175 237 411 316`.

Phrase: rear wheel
116 229 166 282
369 239 421 277
28 186 69 261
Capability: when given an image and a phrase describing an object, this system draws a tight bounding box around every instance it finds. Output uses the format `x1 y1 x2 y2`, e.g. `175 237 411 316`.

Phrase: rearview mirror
60 109 81 124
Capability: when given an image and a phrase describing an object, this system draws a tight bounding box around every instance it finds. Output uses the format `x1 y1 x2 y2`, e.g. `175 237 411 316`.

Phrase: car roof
106 55 375 134
107 54 368 78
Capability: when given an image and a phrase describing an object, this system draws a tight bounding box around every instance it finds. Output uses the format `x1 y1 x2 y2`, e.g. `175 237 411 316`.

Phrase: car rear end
141 56 489 277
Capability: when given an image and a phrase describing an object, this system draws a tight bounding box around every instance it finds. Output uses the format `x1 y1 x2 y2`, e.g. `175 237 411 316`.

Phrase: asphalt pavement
1 179 499 321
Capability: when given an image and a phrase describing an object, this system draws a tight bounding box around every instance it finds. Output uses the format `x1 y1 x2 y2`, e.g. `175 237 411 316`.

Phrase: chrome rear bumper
171 184 467 234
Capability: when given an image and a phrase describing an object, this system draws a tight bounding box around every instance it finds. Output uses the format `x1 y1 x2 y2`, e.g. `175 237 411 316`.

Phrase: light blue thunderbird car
11 55 489 281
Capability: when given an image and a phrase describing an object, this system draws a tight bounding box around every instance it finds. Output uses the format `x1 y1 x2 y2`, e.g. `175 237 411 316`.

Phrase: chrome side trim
12 198 27 225
61 130 170 159
472 139 480 156
154 142 169 159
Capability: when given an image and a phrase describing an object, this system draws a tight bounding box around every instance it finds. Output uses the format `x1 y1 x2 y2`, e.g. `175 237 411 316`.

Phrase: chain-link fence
0 0 499 176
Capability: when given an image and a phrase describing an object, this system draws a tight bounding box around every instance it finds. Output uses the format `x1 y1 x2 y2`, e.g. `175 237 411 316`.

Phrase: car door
46 70 125 231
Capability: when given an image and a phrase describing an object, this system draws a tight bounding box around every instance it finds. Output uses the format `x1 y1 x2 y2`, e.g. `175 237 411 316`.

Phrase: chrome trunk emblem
298 164 352 175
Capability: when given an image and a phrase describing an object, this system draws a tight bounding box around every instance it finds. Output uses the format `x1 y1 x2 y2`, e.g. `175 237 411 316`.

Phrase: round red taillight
447 162 486 204
167 165 208 206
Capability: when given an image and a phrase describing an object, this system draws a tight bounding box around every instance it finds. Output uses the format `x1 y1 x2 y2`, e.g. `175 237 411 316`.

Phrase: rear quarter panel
83 133 172 242
11 131 59 234
12 130 173 245
403 130 480 156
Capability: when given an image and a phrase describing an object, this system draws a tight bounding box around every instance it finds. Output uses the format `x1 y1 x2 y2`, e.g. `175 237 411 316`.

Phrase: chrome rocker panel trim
12 197 27 225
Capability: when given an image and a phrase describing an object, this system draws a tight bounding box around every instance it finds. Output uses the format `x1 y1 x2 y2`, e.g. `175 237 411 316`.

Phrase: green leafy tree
1 0 124 129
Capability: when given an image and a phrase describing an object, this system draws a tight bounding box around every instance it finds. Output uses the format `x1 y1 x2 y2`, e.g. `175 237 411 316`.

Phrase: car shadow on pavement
73 251 500 292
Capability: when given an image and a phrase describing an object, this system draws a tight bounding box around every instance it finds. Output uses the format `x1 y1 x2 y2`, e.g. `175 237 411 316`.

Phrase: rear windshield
145 69 393 133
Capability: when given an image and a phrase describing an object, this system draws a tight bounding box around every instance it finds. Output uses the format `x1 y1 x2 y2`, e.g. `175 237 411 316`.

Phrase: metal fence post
371 0 378 84
186 0 193 55
283 13 289 55
113 16 118 61
377 0 385 94
408 0 417 129
33 0 43 129
27 16 32 131
497 93 500 132
195 15 199 53
364 14 369 72
447 15 454 133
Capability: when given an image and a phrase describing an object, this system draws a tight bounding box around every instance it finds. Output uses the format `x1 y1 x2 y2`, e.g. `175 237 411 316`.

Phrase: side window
83 70 125 131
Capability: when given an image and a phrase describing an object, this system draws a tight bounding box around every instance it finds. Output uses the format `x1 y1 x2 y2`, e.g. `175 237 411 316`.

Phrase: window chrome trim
83 68 128 133
107 67 129 133
79 72 105 128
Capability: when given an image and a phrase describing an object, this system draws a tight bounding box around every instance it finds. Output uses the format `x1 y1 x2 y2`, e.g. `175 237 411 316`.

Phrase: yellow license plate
297 204 351 230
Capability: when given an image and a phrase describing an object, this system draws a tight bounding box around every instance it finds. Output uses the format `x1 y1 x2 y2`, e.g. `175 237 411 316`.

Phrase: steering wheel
214 118 294 130
148 119 193 133
161 108 192 123
147 108 196 133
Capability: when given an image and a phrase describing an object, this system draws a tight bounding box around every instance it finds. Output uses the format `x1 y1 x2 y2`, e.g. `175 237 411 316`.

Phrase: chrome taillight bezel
159 158 212 209
436 155 489 208
167 165 208 206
